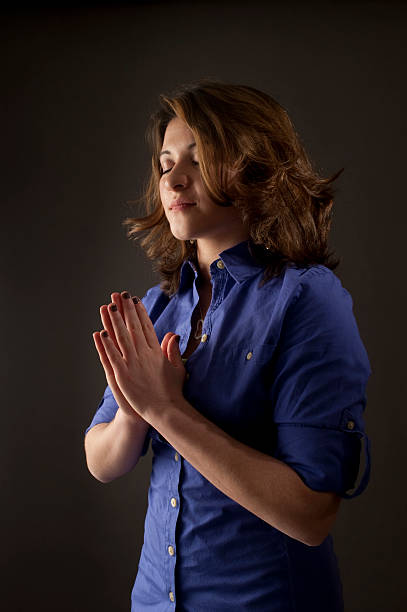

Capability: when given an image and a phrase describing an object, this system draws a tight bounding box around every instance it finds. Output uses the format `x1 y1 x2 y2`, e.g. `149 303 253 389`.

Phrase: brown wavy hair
124 79 343 296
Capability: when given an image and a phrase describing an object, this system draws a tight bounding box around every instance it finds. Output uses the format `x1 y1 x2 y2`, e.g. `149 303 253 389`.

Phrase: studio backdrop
2 1 406 611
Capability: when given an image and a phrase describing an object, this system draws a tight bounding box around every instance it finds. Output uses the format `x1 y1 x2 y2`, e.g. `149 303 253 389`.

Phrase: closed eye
160 160 199 175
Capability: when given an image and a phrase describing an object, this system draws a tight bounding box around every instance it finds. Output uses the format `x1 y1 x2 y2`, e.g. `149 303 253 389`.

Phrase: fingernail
101 330 108 338
109 303 117 312
122 292 130 299
132 296 140 304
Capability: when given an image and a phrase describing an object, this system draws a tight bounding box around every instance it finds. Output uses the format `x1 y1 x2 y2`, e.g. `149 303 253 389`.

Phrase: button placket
210 264 227 313
200 265 226 343
165 446 181 606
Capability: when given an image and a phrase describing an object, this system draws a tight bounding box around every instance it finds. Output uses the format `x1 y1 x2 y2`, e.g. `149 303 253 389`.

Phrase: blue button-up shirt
86 240 371 611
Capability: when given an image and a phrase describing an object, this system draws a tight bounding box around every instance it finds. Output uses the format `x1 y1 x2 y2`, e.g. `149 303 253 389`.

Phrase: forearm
84 408 149 483
148 398 340 546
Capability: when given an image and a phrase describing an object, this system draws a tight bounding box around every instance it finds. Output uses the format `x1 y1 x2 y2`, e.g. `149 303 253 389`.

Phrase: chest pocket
182 341 278 449
206 342 277 406
233 343 277 364
205 342 278 443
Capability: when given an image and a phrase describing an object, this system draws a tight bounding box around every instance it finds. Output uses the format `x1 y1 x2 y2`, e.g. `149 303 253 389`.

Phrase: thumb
167 334 184 369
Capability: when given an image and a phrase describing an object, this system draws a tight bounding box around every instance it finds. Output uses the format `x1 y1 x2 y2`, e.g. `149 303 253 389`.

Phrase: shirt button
347 420 355 430
216 260 225 269
170 497 177 508
174 452 179 462
201 333 208 343
186 372 190 381
246 351 253 360
168 545 175 556
169 591 175 603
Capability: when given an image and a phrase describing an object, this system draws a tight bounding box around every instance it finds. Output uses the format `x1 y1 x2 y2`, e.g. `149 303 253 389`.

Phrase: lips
169 200 196 211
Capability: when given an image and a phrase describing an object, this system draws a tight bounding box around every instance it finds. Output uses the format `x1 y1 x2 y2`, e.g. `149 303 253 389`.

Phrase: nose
162 162 191 191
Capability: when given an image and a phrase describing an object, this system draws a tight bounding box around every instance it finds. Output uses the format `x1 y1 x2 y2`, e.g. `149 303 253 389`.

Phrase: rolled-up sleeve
85 384 118 435
271 267 371 498
85 385 151 456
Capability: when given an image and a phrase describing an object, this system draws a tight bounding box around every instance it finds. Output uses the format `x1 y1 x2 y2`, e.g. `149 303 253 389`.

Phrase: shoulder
258 264 359 347
280 264 352 314
141 283 164 308
141 283 171 324
275 264 368 357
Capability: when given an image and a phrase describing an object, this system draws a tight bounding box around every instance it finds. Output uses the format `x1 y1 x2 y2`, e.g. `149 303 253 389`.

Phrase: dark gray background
2 1 406 610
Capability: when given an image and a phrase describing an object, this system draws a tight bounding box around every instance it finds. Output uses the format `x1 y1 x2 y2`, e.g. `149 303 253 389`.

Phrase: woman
84 80 371 611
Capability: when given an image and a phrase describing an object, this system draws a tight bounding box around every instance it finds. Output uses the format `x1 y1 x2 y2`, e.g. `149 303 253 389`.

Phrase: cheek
159 195 173 225
159 181 169 208
161 202 170 223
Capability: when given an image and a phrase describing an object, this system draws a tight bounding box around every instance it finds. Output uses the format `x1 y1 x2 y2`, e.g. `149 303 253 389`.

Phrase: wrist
115 405 147 431
144 395 187 432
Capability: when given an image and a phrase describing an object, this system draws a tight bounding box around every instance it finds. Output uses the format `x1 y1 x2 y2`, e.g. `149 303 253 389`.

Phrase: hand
94 292 136 420
93 291 186 422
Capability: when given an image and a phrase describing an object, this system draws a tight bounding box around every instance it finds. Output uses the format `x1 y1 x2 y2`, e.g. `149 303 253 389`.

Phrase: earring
189 240 195 245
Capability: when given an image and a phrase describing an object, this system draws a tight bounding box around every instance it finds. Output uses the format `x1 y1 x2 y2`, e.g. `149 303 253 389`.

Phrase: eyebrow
159 142 197 158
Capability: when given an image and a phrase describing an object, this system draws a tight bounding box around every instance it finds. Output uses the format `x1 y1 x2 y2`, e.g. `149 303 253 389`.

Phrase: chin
169 226 196 242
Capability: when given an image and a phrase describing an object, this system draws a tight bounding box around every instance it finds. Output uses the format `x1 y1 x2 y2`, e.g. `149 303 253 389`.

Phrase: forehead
161 117 195 150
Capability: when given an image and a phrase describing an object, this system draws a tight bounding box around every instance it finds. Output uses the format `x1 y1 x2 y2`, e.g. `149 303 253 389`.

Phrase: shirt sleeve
270 267 372 499
84 385 151 457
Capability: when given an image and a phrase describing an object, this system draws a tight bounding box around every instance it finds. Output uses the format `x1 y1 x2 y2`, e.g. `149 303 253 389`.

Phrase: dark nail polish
109 304 117 311
122 292 130 299
132 296 140 304
101 330 108 338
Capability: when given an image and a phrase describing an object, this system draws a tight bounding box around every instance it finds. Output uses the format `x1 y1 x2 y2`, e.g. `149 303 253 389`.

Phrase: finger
161 332 176 358
167 334 184 369
120 292 148 352
99 329 129 375
107 302 137 364
93 331 117 386
100 305 122 354
134 298 161 351
111 292 124 318
94 332 130 406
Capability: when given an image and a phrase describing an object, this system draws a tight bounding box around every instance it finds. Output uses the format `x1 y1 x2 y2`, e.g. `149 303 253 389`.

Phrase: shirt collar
179 240 265 290
179 256 199 292
218 240 265 283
